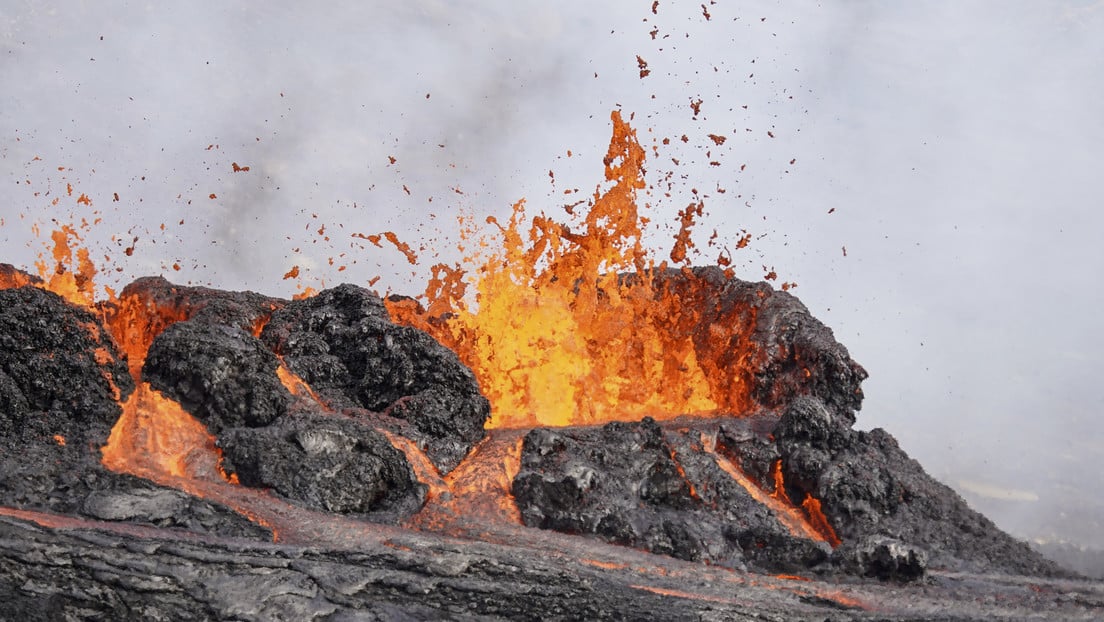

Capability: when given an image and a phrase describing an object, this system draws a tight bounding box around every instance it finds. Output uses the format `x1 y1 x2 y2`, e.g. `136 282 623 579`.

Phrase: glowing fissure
276 362 329 408
402 433 526 531
701 432 837 546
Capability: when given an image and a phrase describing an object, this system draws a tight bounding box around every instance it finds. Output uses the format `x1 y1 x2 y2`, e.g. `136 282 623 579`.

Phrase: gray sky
3 1 1103 545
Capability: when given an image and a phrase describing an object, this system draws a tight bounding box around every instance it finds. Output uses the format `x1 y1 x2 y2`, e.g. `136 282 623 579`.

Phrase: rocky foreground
0 263 1101 619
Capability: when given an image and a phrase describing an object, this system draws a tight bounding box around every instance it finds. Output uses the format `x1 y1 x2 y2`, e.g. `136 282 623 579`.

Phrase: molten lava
104 291 191 377
388 111 747 429
34 225 99 309
101 383 237 484
276 363 328 406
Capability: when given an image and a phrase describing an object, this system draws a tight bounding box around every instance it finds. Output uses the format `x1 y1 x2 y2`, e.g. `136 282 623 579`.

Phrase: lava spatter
388 111 750 429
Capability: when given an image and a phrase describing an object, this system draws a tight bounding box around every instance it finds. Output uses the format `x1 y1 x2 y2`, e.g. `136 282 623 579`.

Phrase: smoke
3 1 1103 547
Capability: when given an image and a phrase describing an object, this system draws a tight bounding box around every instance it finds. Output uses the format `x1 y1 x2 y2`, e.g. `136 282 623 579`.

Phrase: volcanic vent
0 113 1094 620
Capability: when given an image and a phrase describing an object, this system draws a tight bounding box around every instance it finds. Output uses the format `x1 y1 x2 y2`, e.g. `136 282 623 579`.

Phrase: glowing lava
101 383 237 484
34 225 99 309
389 111 747 429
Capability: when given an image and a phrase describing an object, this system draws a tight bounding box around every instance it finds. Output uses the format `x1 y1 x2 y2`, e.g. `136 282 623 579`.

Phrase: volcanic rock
0 286 134 428
112 275 282 335
144 320 290 431
512 418 831 573
134 285 427 520
0 285 266 538
221 410 426 519
769 397 1065 577
837 535 927 582
260 283 489 473
0 286 134 507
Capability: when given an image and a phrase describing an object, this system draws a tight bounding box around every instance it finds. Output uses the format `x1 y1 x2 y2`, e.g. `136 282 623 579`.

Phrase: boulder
260 284 490 473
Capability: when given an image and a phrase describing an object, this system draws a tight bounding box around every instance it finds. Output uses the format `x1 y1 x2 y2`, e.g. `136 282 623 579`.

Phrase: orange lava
768 458 840 548
33 225 99 309
801 493 841 548
629 584 745 606
406 433 526 531
388 111 748 429
379 430 449 501
0 270 34 289
276 363 329 407
104 291 190 377
769 459 792 505
101 383 237 484
582 559 629 571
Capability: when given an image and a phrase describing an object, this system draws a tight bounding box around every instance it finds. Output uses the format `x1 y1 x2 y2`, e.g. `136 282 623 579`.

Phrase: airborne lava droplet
636 55 651 79
690 98 703 119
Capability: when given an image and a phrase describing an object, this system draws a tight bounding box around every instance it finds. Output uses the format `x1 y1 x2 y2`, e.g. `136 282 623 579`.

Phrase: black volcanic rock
0 285 266 538
0 286 132 513
836 535 928 581
769 397 1066 577
135 287 427 521
144 320 290 432
512 418 831 573
260 284 489 473
221 411 426 519
0 286 134 429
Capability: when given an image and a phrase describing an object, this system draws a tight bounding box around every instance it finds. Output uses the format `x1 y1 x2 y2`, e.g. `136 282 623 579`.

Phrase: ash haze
2 2 1103 551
